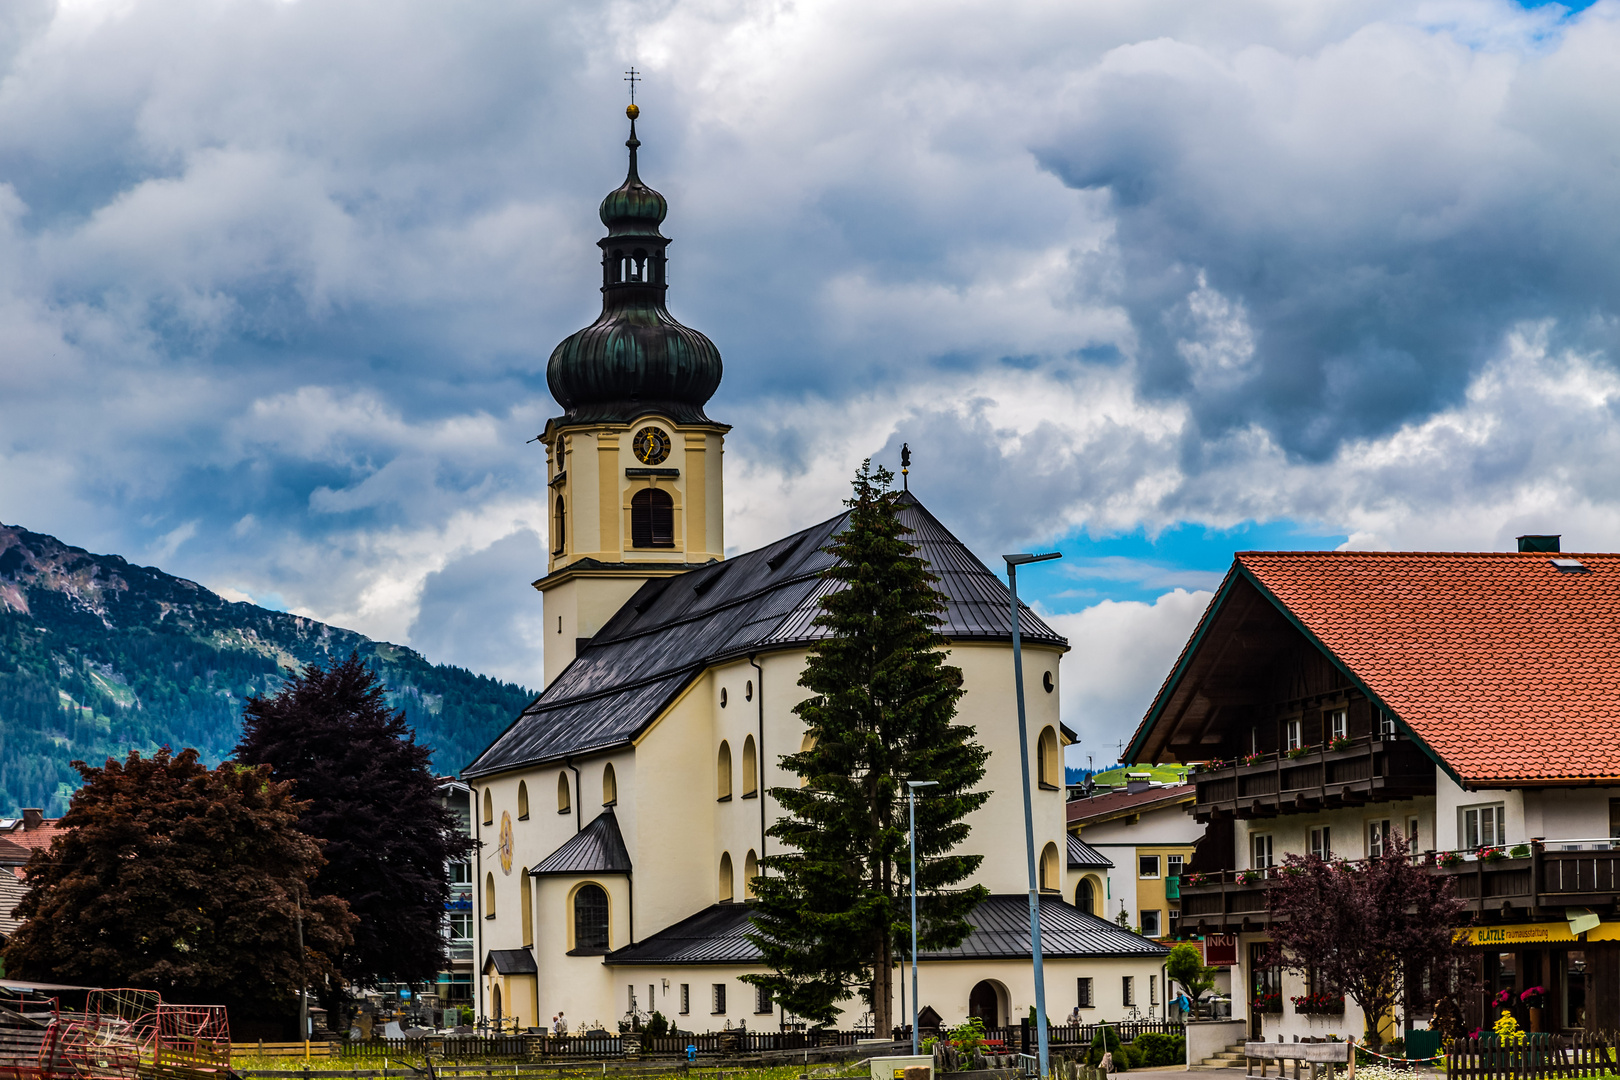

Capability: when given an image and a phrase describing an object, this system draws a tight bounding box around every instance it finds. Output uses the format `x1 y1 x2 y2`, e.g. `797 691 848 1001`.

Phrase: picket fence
1447 1032 1617 1080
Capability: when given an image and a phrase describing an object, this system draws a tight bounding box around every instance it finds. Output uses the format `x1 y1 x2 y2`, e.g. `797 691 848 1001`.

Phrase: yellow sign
1460 921 1620 946
498 811 515 875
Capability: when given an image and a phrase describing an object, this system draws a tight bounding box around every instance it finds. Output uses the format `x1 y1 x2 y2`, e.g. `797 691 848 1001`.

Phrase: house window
1379 710 1397 737
1139 855 1161 879
574 883 609 950
1367 819 1392 858
1038 726 1061 789
1284 719 1302 751
517 781 530 820
1462 804 1506 849
1167 854 1185 879
1310 827 1331 860
631 489 675 548
1408 816 1422 850
449 912 473 943
1122 976 1136 1007
712 984 727 1014
558 772 572 814
755 985 772 1014
1077 978 1094 1008
680 984 690 1015
449 859 471 887
1609 799 1620 839
1251 833 1274 871
1250 727 1259 754
1141 910 1161 937
1168 906 1180 930
1327 709 1348 740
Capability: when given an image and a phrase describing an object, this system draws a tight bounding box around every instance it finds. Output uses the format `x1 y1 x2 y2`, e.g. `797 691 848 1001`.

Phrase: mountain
0 523 534 816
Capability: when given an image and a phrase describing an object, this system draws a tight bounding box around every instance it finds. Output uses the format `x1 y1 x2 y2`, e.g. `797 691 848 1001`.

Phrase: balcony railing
1177 839 1620 933
1191 734 1435 822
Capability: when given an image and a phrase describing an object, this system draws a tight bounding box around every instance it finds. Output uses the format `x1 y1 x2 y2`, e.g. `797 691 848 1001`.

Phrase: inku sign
1203 935 1238 966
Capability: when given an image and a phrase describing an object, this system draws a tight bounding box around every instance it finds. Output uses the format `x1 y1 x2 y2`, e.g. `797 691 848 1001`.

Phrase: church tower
535 105 728 687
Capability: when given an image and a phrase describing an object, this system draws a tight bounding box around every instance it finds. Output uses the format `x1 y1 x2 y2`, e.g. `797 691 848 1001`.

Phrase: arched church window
1037 726 1060 790
718 852 734 903
558 772 572 814
553 495 566 555
743 850 758 898
741 735 757 798
1039 842 1060 893
1076 876 1096 916
484 872 495 918
482 789 493 825
520 868 533 946
602 762 618 806
717 742 732 801
574 883 609 950
517 781 529 820
631 489 674 548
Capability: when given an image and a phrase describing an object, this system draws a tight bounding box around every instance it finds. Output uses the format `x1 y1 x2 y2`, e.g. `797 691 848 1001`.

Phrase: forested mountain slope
0 523 533 815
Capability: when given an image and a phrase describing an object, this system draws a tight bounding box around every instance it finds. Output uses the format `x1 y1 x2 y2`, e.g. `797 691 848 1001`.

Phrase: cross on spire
624 67 641 106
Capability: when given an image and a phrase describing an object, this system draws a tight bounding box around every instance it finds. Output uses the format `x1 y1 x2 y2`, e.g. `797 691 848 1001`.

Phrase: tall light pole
1005 551 1061 1080
907 779 939 1055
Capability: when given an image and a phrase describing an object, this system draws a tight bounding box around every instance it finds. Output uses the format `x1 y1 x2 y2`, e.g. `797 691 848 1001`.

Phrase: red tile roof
0 822 60 852
1234 551 1620 785
1066 784 1194 826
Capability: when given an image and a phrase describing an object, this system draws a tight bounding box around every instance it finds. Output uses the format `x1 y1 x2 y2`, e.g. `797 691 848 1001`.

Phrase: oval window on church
631 489 674 548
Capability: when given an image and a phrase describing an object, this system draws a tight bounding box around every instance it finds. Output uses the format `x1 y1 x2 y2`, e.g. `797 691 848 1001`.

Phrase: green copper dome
548 114 722 427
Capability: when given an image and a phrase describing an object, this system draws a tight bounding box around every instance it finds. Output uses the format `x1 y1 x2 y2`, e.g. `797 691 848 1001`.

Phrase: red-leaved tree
1264 833 1468 1047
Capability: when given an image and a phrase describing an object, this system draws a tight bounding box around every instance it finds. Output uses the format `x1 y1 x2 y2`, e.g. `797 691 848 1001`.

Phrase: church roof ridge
462 493 1067 779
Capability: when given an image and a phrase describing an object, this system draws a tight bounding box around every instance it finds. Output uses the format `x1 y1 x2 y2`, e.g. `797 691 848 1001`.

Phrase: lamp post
1005 551 1061 1080
907 779 939 1055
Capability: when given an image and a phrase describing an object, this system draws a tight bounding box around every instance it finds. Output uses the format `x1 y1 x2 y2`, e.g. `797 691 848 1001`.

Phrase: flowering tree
1263 834 1468 1048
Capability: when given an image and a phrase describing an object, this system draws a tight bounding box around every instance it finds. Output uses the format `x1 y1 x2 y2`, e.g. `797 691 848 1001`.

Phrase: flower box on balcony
1252 993 1283 1014
1291 993 1346 1015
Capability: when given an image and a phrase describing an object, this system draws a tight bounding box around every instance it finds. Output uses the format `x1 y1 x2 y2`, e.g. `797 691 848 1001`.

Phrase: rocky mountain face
0 523 533 816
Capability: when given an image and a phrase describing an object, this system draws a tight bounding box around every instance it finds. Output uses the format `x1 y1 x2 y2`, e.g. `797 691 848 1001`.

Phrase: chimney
20 809 42 830
1517 535 1561 553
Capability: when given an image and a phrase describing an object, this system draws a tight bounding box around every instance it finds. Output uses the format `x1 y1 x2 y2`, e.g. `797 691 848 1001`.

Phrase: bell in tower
535 103 729 687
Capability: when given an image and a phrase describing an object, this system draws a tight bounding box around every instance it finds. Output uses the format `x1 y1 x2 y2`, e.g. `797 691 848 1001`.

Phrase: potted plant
1437 850 1465 868
1240 752 1263 766
1187 871 1208 887
1328 736 1352 751
1251 991 1283 1014
1481 847 1507 864
1286 745 1313 760
1520 986 1546 1032
1239 870 1262 885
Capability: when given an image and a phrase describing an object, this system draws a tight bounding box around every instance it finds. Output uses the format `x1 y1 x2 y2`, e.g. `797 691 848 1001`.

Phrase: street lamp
907 779 939 1055
1005 551 1061 1080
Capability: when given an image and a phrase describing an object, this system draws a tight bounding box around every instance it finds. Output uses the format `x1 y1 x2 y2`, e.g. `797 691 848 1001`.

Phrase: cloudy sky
1 0 1615 765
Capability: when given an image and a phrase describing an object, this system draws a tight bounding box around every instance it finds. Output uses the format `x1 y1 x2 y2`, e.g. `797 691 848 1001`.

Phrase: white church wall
634 671 722 933
531 873 624 1031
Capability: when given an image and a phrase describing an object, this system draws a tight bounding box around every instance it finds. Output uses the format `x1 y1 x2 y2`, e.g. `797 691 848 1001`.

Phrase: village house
460 108 1169 1035
1126 542 1620 1042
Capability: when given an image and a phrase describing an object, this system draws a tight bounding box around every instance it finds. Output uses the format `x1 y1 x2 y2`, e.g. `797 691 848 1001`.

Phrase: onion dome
547 107 723 426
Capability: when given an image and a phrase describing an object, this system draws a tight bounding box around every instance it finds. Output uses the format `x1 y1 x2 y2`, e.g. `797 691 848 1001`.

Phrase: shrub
1131 1033 1183 1067
1090 1025 1123 1055
645 1011 669 1037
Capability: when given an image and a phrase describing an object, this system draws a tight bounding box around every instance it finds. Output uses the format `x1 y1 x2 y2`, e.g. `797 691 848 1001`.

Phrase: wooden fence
234 1042 338 1059
979 1021 1184 1051
1448 1032 1617 1080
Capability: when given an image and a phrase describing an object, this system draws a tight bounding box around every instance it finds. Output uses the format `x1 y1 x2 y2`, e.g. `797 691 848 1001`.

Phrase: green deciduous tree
2 747 353 1022
236 653 467 1011
1166 942 1219 1018
745 462 990 1035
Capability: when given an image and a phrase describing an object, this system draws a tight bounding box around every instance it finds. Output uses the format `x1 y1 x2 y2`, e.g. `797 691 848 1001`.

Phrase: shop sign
1459 921 1620 946
1204 934 1238 966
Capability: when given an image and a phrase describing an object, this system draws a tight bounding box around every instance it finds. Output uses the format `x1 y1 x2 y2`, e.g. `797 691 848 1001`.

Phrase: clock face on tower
633 426 672 465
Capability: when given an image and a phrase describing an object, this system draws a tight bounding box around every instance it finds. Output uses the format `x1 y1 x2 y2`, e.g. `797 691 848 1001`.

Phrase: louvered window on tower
631 489 674 548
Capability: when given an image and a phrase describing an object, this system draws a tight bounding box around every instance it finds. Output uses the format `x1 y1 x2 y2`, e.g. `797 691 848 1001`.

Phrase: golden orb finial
627 103 640 120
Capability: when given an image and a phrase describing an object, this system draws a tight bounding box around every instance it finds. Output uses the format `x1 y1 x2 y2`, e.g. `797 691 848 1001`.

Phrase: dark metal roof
465 494 1068 778
484 949 538 975
604 895 1165 967
530 810 632 876
1067 835 1113 869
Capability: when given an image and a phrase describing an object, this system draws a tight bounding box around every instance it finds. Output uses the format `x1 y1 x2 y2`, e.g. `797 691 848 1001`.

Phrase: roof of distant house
0 872 27 938
0 816 60 852
465 494 1069 778
1130 551 1620 786
1066 784 1194 828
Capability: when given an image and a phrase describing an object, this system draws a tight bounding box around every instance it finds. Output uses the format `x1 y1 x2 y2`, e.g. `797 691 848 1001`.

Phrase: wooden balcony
1177 842 1620 934
1191 734 1435 823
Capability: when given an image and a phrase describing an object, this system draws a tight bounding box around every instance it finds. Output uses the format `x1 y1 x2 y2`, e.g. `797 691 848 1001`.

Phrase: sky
1 0 1617 767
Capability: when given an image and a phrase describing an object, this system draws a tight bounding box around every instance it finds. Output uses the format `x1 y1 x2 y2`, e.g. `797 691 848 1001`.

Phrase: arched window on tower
1039 842 1061 893
1037 726 1060 790
553 495 566 555
741 735 758 798
602 762 618 806
631 489 674 548
517 781 529 820
717 742 733 801
631 249 648 281
611 249 625 284
718 852 734 903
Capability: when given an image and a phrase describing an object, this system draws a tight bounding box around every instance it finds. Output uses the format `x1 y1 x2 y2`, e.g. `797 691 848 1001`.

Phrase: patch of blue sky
1012 518 1348 613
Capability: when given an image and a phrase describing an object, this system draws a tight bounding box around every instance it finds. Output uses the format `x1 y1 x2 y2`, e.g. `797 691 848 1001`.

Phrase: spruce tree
745 462 990 1034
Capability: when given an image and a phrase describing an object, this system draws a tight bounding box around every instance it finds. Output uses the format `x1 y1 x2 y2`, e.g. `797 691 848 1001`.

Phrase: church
461 105 1168 1035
